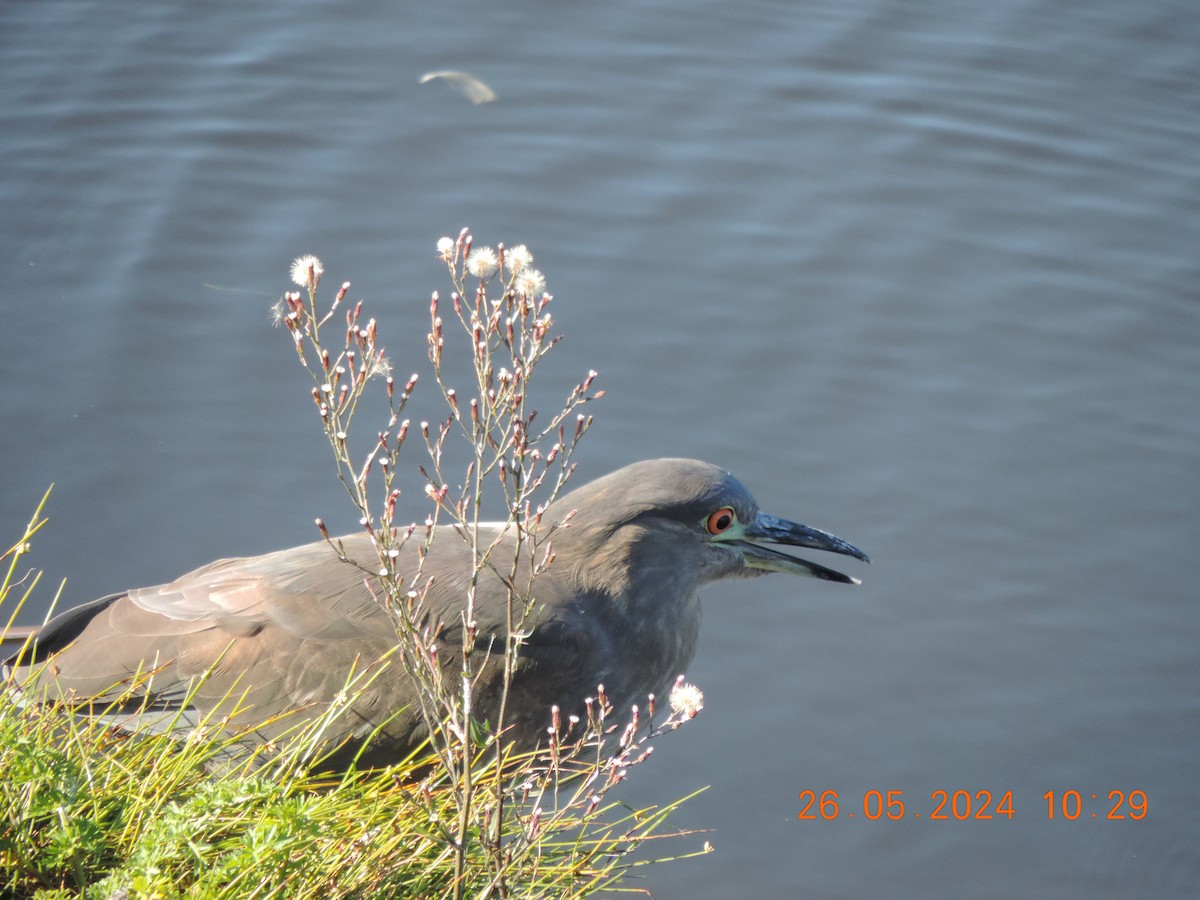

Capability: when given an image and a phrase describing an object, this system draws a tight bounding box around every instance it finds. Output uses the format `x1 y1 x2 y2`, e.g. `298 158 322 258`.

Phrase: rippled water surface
2 1 1197 896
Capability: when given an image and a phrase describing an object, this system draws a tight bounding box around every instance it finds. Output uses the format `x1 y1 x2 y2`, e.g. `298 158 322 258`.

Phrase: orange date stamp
797 789 1148 821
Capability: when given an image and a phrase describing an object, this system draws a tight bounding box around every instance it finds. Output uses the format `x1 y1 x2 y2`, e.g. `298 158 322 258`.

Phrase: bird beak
731 513 870 584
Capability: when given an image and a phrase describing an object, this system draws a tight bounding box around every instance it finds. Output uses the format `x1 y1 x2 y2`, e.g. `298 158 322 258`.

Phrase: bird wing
6 536 403 736
5 527 598 757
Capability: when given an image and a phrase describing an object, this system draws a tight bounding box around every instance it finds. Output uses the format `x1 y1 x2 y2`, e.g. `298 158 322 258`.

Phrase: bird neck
558 521 705 617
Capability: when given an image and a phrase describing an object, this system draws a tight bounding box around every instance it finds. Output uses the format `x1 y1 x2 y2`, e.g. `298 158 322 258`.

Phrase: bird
3 458 868 769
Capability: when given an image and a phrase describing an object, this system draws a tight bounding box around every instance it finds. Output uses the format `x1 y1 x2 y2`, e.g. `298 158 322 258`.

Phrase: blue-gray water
2 1 1197 896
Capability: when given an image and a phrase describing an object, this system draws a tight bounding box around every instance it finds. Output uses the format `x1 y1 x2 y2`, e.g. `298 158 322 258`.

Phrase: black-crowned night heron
4 459 868 767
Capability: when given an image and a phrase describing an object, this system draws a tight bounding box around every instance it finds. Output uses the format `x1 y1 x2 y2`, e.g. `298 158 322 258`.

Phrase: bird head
550 458 870 588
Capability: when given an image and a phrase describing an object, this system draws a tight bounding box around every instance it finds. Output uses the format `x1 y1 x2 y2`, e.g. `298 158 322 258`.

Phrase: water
2 0 1197 896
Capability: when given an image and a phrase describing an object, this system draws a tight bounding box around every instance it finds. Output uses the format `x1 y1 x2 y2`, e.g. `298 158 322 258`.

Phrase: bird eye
705 507 736 535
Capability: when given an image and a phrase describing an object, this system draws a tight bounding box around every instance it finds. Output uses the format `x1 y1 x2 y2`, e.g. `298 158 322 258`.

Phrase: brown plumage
4 459 868 769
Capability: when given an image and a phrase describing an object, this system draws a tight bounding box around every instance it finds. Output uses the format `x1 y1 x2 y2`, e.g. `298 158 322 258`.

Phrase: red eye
705 507 736 535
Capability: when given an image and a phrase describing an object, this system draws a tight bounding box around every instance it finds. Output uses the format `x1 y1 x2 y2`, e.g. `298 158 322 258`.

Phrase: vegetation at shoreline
1 235 709 898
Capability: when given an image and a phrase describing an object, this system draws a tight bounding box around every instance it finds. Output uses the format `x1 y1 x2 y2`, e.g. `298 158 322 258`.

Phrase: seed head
290 254 324 289
366 353 393 380
669 680 704 719
466 247 499 279
515 267 546 298
505 244 533 273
